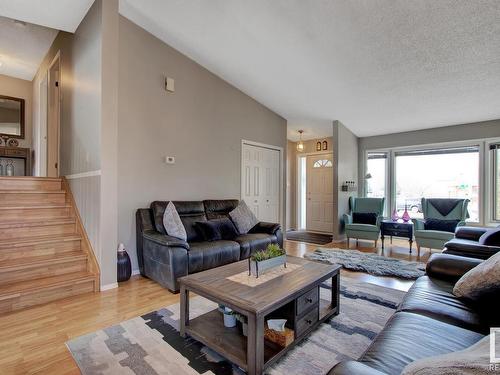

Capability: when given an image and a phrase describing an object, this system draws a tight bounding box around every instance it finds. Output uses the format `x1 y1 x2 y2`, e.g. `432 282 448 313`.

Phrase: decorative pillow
229 200 258 234
401 335 490 375
352 212 378 225
479 227 500 246
424 219 460 233
162 201 187 241
453 250 500 301
195 218 238 241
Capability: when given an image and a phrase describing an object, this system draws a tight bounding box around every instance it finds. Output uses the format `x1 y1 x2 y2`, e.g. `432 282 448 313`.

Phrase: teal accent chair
414 198 469 255
344 197 385 248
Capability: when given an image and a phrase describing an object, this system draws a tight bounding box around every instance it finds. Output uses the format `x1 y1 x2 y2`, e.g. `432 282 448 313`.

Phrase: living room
0 1 499 374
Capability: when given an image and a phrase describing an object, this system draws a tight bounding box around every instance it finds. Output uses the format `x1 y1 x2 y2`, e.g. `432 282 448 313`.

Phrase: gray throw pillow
401 335 491 375
162 201 187 241
453 251 500 301
229 200 258 234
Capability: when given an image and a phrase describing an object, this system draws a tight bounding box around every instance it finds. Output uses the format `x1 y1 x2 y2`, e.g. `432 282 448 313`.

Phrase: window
394 146 479 221
366 152 387 199
313 159 332 168
492 143 500 221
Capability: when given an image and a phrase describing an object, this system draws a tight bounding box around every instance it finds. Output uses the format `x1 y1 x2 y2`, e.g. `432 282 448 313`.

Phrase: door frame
241 139 284 229
47 51 61 177
296 151 334 232
36 72 48 176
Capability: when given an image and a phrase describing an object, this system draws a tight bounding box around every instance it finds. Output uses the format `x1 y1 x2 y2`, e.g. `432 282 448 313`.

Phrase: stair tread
0 218 75 229
0 204 71 210
0 234 82 248
0 251 87 269
0 190 65 194
0 271 95 297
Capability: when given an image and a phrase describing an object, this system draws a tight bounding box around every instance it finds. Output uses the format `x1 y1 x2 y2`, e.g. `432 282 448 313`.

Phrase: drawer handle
305 297 313 303
306 319 312 324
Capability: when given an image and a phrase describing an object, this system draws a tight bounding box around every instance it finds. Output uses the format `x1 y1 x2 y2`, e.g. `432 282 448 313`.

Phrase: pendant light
296 130 305 152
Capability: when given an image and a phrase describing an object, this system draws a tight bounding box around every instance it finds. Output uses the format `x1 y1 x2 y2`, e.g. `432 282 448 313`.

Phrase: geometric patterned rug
67 276 406 375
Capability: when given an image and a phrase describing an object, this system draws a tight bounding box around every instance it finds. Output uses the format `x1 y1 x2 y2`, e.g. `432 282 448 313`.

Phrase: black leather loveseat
136 199 283 292
443 225 500 260
329 253 498 375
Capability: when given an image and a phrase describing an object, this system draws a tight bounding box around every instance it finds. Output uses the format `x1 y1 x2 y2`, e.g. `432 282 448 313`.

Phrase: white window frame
364 137 500 226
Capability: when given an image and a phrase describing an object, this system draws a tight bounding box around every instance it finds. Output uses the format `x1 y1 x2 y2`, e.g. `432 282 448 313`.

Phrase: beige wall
117 16 287 272
0 74 32 150
334 121 358 239
31 0 119 287
286 137 333 230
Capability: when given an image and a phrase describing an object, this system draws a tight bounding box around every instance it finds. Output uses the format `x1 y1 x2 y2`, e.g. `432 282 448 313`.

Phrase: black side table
381 220 414 252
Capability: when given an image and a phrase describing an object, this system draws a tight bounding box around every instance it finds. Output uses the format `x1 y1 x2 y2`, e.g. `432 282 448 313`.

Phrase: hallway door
47 53 60 177
306 154 334 232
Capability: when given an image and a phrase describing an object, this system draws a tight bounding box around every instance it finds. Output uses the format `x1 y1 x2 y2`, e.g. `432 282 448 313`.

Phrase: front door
241 143 280 223
306 154 334 232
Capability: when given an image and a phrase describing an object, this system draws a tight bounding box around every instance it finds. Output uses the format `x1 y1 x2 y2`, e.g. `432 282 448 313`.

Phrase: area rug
305 248 426 279
66 277 405 375
286 230 333 245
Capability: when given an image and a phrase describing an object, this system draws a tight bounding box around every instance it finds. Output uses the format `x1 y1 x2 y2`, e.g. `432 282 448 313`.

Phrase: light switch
165 77 175 92
165 156 175 164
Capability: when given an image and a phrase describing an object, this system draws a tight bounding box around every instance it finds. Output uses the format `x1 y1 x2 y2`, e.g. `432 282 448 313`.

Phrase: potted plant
219 305 237 328
249 244 286 278
234 313 248 336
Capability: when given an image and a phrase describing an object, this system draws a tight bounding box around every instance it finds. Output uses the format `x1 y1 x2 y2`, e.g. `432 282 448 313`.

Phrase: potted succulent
249 244 286 278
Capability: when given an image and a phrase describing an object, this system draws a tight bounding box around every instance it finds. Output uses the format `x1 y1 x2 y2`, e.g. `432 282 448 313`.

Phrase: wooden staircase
0 177 100 314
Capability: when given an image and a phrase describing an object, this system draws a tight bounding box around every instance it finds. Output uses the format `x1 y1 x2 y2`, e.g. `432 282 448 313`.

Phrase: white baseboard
100 282 118 291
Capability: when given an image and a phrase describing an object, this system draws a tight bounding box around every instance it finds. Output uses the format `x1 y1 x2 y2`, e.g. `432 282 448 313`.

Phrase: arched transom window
313 159 333 168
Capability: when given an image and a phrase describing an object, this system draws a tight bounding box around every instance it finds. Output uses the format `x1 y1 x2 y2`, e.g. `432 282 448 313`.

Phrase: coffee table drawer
296 305 319 337
296 286 319 316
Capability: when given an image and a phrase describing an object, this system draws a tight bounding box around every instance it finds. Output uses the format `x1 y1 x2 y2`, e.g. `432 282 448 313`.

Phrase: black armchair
443 226 500 260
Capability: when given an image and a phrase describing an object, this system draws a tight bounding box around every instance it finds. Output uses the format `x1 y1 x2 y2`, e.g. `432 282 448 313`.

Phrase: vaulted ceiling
120 0 500 140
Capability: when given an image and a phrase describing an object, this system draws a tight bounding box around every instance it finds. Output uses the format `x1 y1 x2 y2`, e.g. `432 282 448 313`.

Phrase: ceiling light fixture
296 130 305 152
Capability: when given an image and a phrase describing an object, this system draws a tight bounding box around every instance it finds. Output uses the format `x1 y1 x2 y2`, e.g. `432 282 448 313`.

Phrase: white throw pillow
453 251 500 301
162 202 187 241
401 335 491 375
229 200 258 234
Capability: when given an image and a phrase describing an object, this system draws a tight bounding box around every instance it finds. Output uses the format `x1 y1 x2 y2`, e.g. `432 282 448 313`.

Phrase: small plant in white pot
220 306 237 328
249 244 286 278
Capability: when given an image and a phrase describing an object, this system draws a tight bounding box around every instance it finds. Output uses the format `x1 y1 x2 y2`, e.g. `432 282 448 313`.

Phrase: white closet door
306 154 334 232
242 143 280 223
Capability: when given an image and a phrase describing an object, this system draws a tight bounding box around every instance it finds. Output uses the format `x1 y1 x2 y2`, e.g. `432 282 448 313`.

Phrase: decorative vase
391 208 399 221
402 205 411 222
117 243 132 282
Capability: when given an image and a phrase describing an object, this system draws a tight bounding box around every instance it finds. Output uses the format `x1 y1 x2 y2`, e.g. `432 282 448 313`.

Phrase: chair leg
346 237 350 249
417 244 421 257
356 239 359 247
374 239 378 248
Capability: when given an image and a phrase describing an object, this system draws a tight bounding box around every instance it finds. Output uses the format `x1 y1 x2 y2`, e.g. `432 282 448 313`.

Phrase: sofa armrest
328 361 387 375
143 230 190 250
343 213 353 225
250 222 281 235
426 253 482 282
443 239 500 260
455 226 488 241
413 218 425 231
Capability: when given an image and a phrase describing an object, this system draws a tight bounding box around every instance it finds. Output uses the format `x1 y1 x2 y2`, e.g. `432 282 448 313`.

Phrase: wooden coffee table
179 256 340 375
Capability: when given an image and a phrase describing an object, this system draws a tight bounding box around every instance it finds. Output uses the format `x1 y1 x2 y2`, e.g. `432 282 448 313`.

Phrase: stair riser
0 207 73 223
0 240 81 262
0 279 95 314
0 258 87 284
0 193 66 206
0 223 76 240
0 178 62 191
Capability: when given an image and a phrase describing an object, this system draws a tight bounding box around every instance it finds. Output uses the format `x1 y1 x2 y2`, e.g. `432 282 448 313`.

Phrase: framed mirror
0 95 25 139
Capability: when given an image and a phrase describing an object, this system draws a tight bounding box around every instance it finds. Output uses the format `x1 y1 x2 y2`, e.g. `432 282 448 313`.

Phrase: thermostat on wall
165 156 175 164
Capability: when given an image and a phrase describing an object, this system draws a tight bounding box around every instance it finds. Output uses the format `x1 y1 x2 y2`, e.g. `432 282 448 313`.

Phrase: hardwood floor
0 238 429 374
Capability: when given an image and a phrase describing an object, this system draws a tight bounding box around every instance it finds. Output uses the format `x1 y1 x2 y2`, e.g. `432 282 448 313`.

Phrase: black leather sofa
443 225 500 260
329 253 498 375
136 199 283 292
